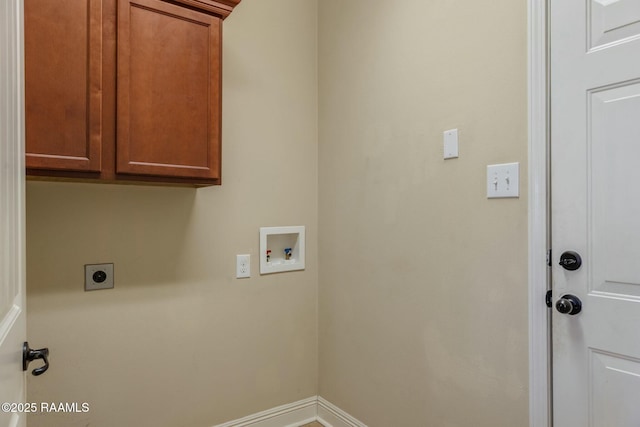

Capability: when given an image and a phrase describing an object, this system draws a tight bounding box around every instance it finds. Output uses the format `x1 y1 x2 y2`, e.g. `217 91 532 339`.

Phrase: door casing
0 0 27 426
528 0 551 426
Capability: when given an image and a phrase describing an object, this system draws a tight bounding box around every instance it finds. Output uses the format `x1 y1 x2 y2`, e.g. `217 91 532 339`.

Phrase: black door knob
22 341 49 376
556 294 582 315
559 251 582 271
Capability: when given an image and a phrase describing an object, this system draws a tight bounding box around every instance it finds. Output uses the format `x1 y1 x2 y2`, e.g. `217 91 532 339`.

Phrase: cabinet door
25 0 103 172
117 0 222 181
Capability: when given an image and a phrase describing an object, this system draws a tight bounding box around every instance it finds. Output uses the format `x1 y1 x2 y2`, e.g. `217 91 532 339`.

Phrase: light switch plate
85 263 114 291
443 129 459 159
487 162 519 198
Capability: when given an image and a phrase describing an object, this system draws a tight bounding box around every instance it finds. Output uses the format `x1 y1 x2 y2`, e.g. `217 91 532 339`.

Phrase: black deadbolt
93 270 107 283
559 251 582 271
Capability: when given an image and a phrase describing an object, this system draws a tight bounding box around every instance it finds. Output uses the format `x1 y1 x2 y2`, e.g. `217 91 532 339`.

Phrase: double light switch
487 162 519 198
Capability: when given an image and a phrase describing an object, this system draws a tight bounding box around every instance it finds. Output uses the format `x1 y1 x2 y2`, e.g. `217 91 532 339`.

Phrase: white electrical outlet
236 254 250 278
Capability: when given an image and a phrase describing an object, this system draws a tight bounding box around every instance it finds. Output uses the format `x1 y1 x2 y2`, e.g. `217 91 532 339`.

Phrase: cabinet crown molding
167 0 241 19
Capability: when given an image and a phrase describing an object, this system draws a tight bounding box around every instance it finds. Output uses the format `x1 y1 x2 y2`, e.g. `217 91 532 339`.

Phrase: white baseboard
212 396 367 427
317 397 367 427
213 396 318 427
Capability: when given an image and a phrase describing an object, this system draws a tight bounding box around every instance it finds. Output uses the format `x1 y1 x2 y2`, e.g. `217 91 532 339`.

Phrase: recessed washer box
260 226 305 274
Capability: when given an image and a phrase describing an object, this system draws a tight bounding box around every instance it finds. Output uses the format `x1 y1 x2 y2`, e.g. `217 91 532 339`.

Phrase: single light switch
487 162 519 198
444 129 459 159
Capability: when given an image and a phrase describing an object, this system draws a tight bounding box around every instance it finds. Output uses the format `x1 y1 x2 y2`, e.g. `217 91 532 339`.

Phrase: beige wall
25 1 318 426
318 1 529 426
27 1 531 426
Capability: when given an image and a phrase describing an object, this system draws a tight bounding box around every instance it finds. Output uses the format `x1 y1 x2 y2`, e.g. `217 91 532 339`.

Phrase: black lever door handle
23 341 49 376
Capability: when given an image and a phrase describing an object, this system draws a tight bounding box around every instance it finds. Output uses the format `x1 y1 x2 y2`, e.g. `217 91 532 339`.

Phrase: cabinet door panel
25 0 103 172
117 0 221 181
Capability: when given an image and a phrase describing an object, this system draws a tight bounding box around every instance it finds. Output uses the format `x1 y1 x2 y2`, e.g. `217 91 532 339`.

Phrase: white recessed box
260 226 305 274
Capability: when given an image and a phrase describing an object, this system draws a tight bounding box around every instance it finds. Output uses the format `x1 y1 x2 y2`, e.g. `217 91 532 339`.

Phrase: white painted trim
528 0 551 426
212 397 318 427
212 397 368 427
0 304 21 345
8 413 21 427
317 397 367 427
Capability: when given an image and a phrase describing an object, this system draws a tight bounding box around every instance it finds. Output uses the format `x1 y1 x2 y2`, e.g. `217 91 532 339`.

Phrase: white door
551 0 640 425
0 0 27 426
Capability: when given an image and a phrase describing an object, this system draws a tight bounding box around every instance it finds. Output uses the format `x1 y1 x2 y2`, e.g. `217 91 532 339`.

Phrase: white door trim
528 0 550 426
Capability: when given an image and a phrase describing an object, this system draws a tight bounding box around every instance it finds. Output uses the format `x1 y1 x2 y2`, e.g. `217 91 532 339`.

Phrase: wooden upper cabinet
24 0 240 185
25 0 104 172
117 0 221 180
